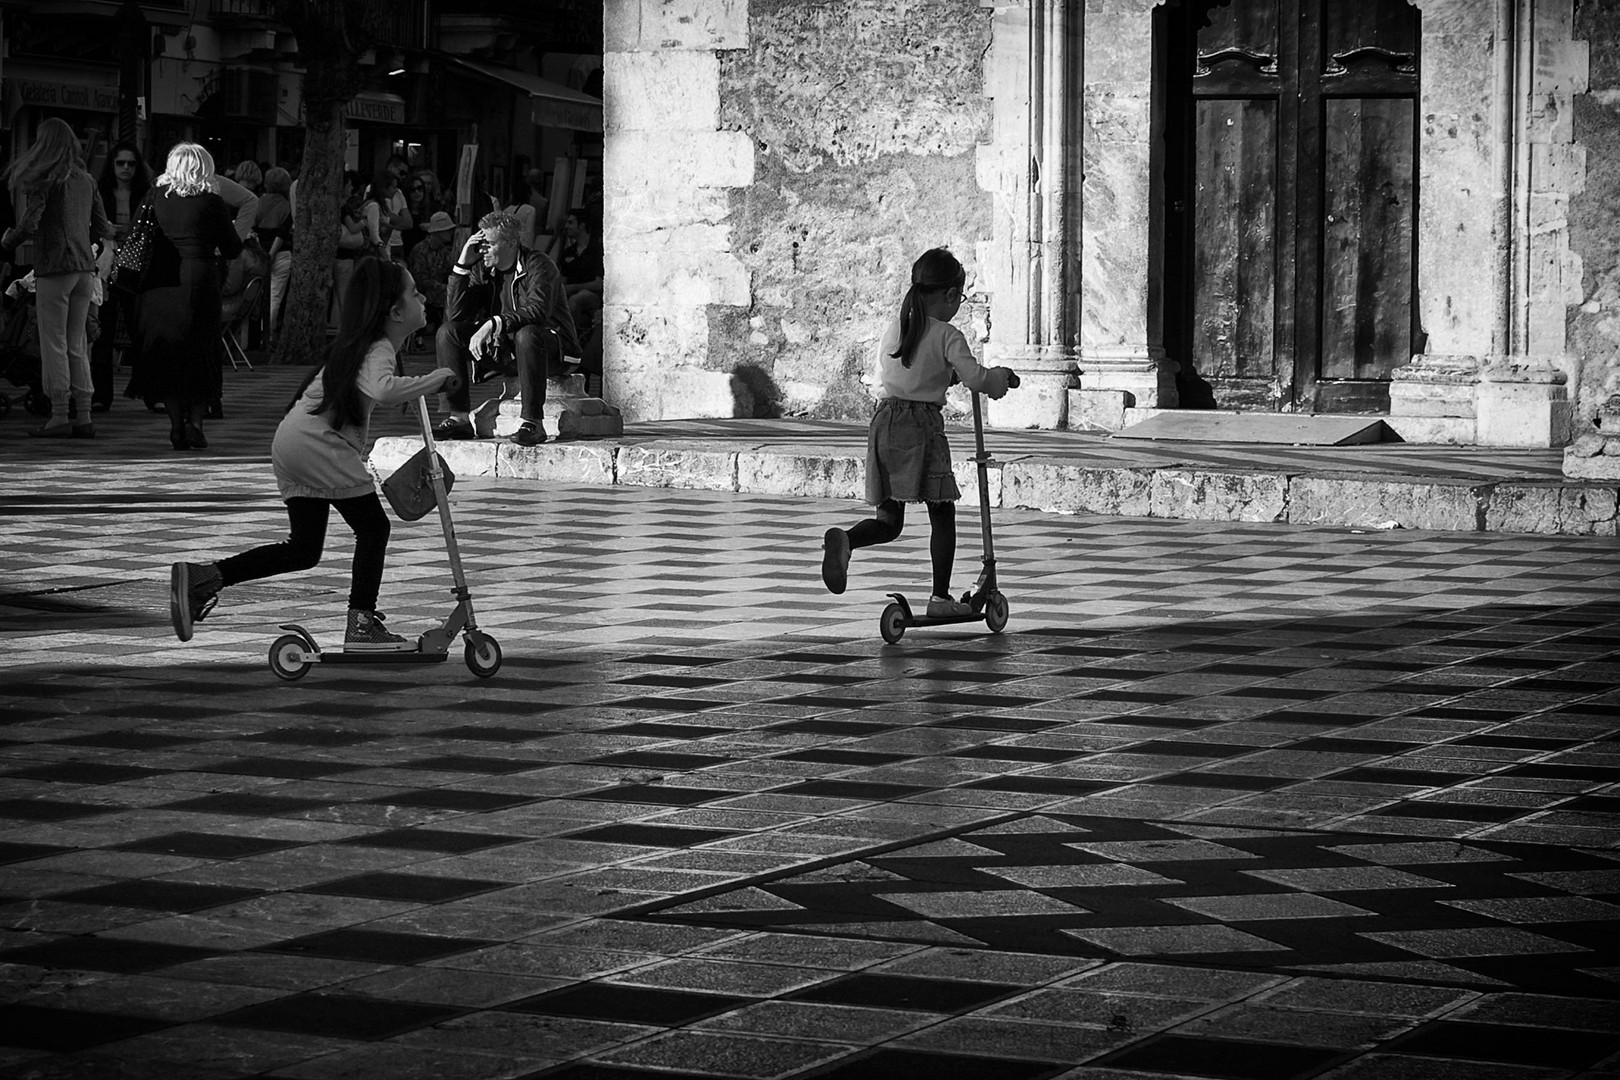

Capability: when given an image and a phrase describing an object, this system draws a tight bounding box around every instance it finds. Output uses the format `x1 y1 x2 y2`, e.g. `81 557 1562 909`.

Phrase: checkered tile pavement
1 405 1618 1078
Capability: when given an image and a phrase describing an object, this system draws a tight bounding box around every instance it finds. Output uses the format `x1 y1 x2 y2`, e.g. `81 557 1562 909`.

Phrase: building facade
602 0 1620 452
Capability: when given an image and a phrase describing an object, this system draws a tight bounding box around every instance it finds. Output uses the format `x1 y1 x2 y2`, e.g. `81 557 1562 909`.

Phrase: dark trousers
847 499 957 598
89 291 136 408
437 320 565 423
216 494 391 611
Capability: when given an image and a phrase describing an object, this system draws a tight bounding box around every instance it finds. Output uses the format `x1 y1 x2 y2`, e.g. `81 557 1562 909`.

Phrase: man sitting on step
432 210 578 447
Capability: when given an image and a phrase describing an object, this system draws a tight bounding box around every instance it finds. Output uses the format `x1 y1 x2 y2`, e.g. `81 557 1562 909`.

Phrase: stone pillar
602 0 754 422
983 0 1081 430
1074 0 1177 426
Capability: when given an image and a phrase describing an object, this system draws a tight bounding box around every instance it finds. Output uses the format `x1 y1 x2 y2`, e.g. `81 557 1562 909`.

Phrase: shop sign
532 97 601 134
10 79 120 114
344 93 406 125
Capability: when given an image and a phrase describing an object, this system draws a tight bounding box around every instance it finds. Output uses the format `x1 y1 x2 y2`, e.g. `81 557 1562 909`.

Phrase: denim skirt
864 398 961 506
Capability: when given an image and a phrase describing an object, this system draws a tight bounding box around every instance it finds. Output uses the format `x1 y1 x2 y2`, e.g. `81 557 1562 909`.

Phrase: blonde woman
125 143 243 450
1 118 110 437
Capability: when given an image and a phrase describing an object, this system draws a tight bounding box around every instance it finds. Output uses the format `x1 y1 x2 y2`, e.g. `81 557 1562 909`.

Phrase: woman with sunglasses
91 141 152 413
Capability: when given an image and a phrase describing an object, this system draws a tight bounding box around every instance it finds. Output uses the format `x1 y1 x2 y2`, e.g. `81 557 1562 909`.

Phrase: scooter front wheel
269 634 312 681
984 591 1010 634
879 602 907 644
465 633 502 678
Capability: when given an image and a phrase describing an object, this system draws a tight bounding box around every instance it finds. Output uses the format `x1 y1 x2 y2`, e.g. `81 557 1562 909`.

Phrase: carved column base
1388 354 1480 444
1074 346 1178 430
981 344 1077 430
1479 356 1574 448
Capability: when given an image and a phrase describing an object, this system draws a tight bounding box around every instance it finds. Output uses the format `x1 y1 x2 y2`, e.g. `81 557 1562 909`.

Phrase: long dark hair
287 257 409 429
96 140 151 213
890 247 966 368
4 117 82 197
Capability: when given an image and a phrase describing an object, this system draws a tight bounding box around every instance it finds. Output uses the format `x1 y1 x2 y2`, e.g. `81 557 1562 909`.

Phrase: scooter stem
971 391 996 566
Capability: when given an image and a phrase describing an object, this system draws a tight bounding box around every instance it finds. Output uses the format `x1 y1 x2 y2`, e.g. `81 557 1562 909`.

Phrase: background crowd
1 122 605 447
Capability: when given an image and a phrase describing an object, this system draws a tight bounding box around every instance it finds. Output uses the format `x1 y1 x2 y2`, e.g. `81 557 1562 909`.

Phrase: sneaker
345 609 412 651
926 594 972 618
169 562 222 642
432 416 475 440
821 528 851 595
511 422 546 447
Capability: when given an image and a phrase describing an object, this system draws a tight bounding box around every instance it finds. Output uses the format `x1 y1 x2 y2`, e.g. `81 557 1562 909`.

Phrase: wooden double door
1162 0 1421 412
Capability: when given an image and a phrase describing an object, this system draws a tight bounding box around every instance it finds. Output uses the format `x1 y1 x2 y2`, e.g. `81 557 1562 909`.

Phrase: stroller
0 271 47 419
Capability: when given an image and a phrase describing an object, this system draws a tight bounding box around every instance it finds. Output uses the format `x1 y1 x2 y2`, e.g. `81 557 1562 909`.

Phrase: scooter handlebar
441 374 463 395
1006 371 1021 389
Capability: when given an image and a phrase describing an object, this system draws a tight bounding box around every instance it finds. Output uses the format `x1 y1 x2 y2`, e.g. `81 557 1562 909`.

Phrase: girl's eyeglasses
114 160 139 168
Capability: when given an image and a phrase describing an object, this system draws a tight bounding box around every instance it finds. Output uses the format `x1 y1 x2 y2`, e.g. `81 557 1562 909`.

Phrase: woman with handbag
90 140 150 413
1 118 110 437
124 142 242 449
169 257 456 648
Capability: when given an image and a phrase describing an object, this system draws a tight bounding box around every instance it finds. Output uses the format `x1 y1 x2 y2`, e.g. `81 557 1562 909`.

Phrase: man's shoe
511 422 546 447
27 422 72 438
926 594 972 619
345 609 412 651
71 422 95 438
433 416 475 440
821 528 851 595
170 562 222 642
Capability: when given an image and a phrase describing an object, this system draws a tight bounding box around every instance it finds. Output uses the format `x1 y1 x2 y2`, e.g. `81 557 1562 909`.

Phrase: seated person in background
559 207 603 347
433 210 577 447
405 211 455 347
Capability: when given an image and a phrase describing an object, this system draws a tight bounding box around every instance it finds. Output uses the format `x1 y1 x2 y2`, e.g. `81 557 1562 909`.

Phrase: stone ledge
369 435 1618 535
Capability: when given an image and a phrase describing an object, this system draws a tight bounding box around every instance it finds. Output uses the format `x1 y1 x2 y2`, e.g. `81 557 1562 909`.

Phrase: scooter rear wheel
465 633 502 678
269 634 312 681
985 591 1010 634
879 602 907 644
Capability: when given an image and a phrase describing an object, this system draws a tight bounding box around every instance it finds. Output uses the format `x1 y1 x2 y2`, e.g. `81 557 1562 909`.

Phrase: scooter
268 388 502 681
879 374 1019 644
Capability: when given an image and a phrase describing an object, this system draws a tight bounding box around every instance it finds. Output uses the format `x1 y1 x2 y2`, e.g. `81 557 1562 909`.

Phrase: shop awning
449 58 602 134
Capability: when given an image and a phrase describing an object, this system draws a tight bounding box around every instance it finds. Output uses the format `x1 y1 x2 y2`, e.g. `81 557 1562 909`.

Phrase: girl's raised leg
822 501 904 595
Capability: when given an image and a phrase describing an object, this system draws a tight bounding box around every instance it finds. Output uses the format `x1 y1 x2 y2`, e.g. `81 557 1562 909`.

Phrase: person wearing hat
405 211 456 350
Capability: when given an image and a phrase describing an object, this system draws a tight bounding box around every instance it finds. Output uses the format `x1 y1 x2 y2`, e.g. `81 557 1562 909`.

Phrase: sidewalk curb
370 436 1620 537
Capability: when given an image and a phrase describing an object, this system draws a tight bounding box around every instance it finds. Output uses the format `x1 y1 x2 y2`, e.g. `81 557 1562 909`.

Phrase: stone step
368 435 1620 536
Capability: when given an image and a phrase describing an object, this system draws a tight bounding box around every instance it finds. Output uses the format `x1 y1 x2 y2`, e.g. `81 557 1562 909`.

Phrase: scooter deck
319 648 449 664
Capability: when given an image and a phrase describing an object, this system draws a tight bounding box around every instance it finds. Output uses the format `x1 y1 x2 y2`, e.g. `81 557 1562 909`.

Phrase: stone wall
712 0 994 420
1568 1 1620 435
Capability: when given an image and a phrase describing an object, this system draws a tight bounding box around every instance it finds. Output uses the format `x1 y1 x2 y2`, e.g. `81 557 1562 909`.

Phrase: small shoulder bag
109 196 157 293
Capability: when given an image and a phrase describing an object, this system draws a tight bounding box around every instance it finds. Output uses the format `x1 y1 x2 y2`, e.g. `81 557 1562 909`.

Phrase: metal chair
221 274 263 371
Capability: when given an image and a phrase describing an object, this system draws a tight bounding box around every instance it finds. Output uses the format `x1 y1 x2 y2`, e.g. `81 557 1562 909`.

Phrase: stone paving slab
1 431 1618 1080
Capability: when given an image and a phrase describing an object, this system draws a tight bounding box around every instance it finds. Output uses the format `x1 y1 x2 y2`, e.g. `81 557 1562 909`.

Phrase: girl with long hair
90 140 152 412
820 248 1017 615
125 142 243 447
169 257 455 649
1 117 110 437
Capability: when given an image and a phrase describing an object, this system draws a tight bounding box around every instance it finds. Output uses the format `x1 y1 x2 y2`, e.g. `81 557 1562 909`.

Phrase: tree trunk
271 102 345 366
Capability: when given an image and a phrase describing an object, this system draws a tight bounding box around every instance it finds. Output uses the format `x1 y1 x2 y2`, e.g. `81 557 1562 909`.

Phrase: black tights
847 499 956 598
216 494 391 611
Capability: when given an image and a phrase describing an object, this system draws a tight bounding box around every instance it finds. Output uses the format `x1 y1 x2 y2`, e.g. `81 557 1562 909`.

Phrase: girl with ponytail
167 257 456 649
820 247 1018 616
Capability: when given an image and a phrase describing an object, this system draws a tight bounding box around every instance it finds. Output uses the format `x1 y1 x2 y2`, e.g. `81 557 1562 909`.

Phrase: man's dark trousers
437 321 566 424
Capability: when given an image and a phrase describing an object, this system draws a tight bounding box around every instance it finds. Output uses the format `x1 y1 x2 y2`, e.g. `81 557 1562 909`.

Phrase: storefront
3 72 121 161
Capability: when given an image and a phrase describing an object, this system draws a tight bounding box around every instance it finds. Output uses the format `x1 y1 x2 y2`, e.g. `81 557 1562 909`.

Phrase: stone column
983 0 1081 430
1074 0 1177 428
602 0 754 422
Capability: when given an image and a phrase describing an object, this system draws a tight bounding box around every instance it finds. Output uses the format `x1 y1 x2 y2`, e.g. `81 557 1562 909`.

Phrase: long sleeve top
212 175 259 241
271 339 444 501
1 168 110 276
875 316 1003 405
446 249 579 357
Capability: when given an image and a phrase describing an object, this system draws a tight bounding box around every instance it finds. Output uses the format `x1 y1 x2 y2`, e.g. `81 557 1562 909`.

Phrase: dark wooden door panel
1192 98 1278 386
1320 96 1414 383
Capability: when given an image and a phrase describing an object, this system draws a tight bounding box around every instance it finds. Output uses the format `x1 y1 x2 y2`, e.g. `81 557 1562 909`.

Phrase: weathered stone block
605 52 720 132
1382 415 1477 445
1067 389 1128 432
1150 470 1287 523
605 0 747 52
1485 482 1619 535
605 130 754 192
987 372 1069 429
953 459 1003 509
607 249 749 307
736 452 865 500
1563 452 1620 481
497 442 616 484
1389 379 1477 418
1003 461 1153 517
1287 474 1486 531
618 445 736 490
1477 377 1574 447
659 370 751 419
557 410 624 439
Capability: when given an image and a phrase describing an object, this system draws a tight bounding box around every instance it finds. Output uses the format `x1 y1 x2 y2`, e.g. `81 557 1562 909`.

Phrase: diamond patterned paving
0 364 1617 1078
